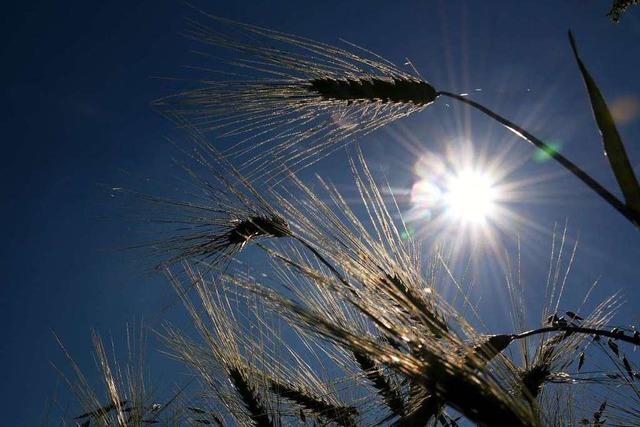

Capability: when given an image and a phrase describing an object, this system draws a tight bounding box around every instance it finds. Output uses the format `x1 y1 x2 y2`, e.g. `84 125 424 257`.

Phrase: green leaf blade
569 30 640 214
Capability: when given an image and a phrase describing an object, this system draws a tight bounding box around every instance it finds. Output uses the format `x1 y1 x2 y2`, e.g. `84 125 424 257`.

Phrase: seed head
227 215 290 245
308 77 437 106
155 13 440 180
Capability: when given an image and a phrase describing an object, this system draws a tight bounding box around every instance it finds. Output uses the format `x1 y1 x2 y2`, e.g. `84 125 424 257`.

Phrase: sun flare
444 170 497 223
406 145 517 245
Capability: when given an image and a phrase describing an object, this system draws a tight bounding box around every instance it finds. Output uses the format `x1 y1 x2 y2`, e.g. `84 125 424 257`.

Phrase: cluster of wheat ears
57 9 640 427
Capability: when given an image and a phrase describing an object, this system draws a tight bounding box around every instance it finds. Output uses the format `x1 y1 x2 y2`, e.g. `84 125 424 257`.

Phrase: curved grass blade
568 30 640 215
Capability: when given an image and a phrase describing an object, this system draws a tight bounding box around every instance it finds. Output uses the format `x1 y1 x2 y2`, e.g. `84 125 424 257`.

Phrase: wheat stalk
52 7 640 425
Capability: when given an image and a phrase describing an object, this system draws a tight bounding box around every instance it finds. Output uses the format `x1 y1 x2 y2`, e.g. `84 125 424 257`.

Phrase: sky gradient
2 1 640 424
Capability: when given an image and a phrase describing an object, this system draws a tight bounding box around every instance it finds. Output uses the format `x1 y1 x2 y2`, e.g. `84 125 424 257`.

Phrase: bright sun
444 170 497 223
408 148 509 238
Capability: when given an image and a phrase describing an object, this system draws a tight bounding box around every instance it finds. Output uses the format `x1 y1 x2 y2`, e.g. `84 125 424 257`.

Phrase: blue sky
2 1 640 424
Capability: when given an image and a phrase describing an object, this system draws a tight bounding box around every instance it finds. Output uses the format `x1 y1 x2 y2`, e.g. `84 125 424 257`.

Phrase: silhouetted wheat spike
353 351 405 417
608 0 640 22
228 368 272 427
267 379 358 426
127 133 291 267
154 11 437 180
309 77 437 105
156 211 289 265
231 275 539 426
520 364 551 399
227 215 289 244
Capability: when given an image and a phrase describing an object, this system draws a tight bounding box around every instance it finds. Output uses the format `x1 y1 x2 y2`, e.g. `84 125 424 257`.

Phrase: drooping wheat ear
352 351 405 417
154 11 438 180
512 293 620 402
227 215 290 244
123 132 291 268
230 276 539 426
228 367 273 427
268 379 358 426
148 210 290 266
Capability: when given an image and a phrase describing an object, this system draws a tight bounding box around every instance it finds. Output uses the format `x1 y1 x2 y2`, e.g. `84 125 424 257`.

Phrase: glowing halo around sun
399 138 539 276
408 166 502 228
443 170 497 224
404 144 516 253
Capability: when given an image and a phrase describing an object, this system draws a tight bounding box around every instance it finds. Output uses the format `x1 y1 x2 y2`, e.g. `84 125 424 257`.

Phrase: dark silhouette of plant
57 11 640 427
608 0 640 23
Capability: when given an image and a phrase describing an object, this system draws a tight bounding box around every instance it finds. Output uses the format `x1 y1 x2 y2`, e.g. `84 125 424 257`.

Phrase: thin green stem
438 91 640 228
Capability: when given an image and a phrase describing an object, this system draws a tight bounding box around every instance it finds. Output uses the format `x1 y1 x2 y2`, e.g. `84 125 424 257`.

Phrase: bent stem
438 90 640 228
514 325 639 346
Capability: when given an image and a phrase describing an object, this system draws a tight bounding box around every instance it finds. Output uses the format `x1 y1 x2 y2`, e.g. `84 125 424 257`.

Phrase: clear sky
2 1 640 425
